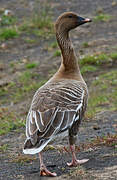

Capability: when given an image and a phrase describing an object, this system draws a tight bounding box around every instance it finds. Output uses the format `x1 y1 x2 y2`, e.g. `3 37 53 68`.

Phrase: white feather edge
23 138 51 154
24 89 85 155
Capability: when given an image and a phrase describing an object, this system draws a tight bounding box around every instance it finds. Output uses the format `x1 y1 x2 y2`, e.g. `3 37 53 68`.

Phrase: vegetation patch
25 62 38 69
50 41 58 49
0 27 18 41
0 67 48 135
11 71 47 103
86 93 109 118
86 70 117 118
79 134 117 150
69 166 86 178
80 51 117 69
53 50 61 57
0 81 16 104
0 5 53 42
19 7 53 38
110 52 117 61
81 65 98 74
0 144 8 153
48 68 57 78
80 53 109 66
0 107 24 135
44 145 56 151
82 42 90 48
24 38 37 44
61 134 117 155
94 13 112 22
11 154 36 164
0 15 17 26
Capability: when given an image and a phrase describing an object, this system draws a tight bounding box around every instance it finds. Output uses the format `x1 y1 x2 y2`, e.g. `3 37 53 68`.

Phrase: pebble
112 1 117 6
4 9 14 16
1 43 8 49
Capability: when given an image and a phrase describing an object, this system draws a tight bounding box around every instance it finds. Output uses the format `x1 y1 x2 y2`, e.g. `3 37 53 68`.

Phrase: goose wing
24 80 88 153
26 80 87 138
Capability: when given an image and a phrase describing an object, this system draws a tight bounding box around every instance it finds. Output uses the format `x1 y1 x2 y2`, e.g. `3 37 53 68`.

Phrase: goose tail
23 138 51 155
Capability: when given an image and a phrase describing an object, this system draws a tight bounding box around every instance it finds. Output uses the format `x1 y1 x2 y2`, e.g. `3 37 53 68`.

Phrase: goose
23 12 92 177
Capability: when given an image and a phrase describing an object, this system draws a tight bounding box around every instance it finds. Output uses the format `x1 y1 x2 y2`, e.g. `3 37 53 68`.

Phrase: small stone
21 58 28 63
1 43 8 49
112 1 117 6
96 7 103 14
0 8 5 14
95 77 99 80
4 9 14 16
85 148 94 152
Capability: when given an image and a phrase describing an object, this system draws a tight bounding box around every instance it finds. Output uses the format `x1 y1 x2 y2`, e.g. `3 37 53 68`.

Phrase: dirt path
0 0 117 179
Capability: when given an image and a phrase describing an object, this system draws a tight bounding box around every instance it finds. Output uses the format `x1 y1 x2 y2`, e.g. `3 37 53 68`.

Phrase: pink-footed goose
23 12 92 176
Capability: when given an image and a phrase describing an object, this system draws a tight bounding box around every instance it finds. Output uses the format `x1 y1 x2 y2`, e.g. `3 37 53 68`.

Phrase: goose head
55 12 92 33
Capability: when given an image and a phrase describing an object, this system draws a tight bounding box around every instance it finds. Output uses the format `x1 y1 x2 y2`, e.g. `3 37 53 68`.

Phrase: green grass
81 65 98 74
19 7 53 38
0 70 47 105
0 28 18 41
19 71 33 83
12 154 36 164
94 13 111 22
99 71 117 86
20 18 53 38
0 70 48 135
86 70 117 118
0 5 53 41
0 107 24 135
0 81 15 97
48 69 57 77
32 12 52 29
45 41 58 52
110 52 117 60
0 15 17 26
26 62 38 69
32 29 48 38
0 144 8 153
80 52 117 68
18 23 30 32
11 70 47 103
87 94 109 118
50 41 58 48
53 50 61 57
24 38 37 44
80 53 110 66
12 79 47 103
82 42 89 48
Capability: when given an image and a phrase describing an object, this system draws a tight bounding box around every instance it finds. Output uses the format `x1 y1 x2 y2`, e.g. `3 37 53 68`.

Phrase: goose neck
56 30 79 72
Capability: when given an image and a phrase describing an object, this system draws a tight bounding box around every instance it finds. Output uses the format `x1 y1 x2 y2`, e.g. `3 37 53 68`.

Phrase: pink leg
39 152 57 177
67 145 89 167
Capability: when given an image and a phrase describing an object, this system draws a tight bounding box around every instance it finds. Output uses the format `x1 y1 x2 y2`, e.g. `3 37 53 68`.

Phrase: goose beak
78 16 92 25
83 18 92 23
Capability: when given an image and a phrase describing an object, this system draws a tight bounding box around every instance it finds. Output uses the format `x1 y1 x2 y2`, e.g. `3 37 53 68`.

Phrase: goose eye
68 15 72 18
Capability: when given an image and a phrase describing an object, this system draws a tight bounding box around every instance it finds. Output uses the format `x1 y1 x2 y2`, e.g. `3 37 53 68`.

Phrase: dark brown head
55 12 91 33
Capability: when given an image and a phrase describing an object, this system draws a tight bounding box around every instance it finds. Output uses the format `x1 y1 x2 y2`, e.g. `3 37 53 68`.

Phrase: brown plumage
23 12 91 176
